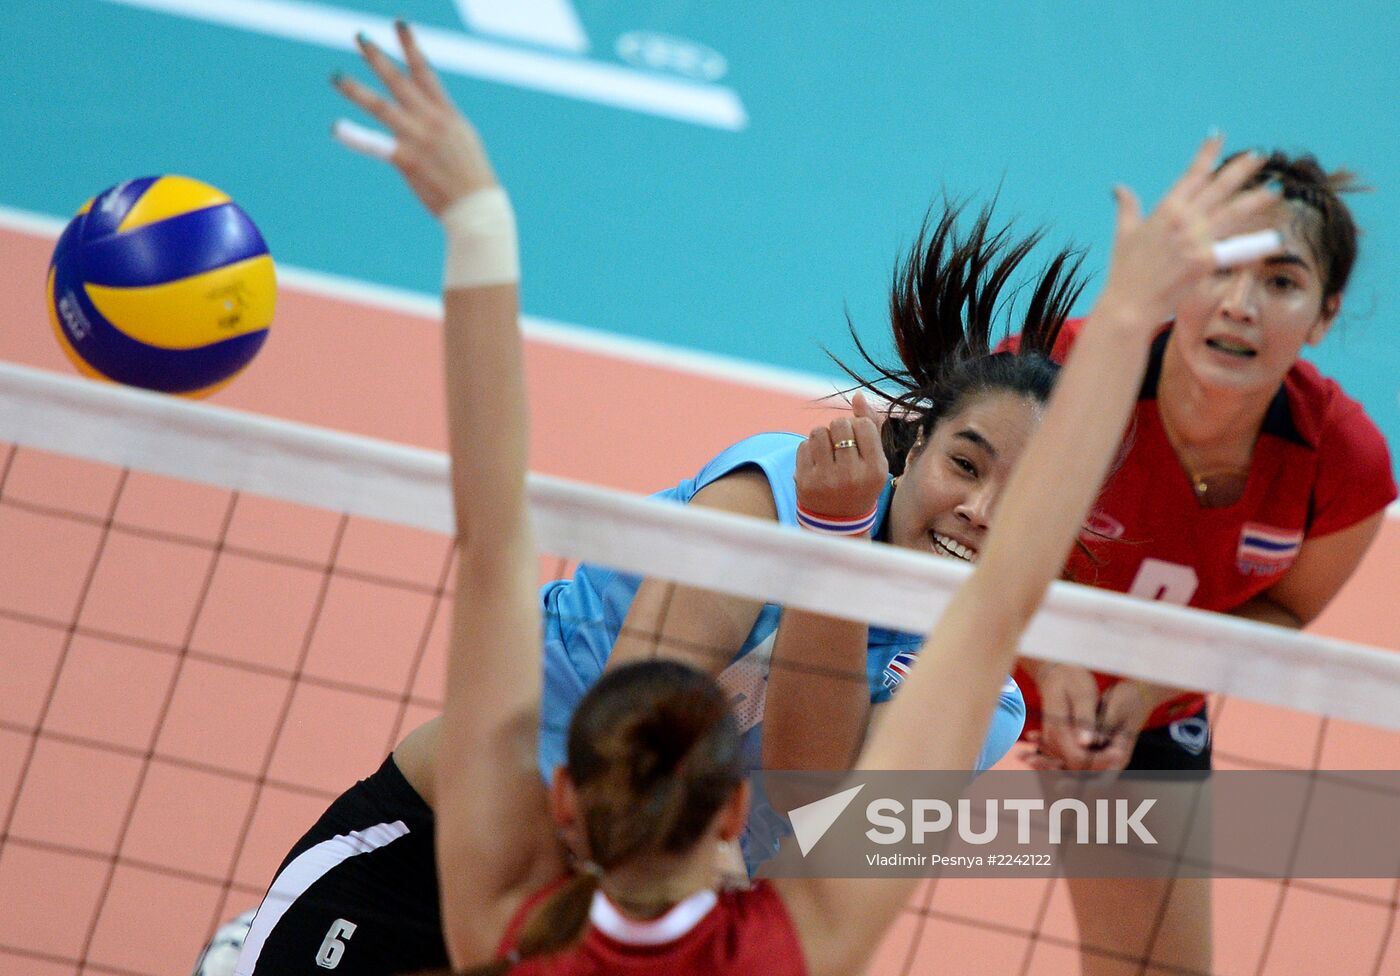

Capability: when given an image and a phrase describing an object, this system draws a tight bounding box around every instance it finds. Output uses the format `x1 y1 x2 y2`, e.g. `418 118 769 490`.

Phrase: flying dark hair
834 199 1088 475
1229 150 1366 303
457 660 742 976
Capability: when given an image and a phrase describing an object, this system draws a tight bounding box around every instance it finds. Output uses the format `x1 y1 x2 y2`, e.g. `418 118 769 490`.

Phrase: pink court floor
2 220 1399 975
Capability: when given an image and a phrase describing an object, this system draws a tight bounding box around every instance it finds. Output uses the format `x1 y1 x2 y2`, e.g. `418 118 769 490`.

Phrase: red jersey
498 880 807 974
1008 320 1396 729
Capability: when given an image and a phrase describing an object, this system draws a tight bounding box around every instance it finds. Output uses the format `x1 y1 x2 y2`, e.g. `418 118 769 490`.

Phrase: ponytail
453 870 601 976
451 661 741 973
832 198 1086 474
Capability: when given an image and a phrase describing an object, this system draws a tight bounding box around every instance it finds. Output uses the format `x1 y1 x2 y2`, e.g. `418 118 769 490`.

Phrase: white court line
7 201 1394 512
0 203 840 401
97 0 747 130
280 265 843 400
453 0 589 54
0 206 65 238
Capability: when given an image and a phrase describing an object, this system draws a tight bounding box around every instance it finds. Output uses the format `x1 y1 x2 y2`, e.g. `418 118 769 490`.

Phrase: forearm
604 580 766 677
606 619 727 674
440 274 545 795
763 608 870 777
1230 592 1304 629
604 470 775 675
444 281 526 551
769 394 888 776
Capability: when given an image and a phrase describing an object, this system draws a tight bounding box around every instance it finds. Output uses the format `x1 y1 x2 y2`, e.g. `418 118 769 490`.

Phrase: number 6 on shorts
315 918 357 969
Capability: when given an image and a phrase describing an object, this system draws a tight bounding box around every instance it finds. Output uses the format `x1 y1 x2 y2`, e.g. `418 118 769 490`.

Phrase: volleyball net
2 359 1399 976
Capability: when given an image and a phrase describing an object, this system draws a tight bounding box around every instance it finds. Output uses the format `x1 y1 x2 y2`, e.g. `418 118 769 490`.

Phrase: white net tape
3 358 1399 730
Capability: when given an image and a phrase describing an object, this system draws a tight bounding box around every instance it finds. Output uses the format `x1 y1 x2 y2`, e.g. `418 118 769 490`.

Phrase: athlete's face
1170 201 1338 396
887 391 1042 564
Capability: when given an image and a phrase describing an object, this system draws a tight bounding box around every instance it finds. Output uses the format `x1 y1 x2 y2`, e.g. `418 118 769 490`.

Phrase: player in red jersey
1006 157 1396 973
1019 313 1395 751
335 23 1279 975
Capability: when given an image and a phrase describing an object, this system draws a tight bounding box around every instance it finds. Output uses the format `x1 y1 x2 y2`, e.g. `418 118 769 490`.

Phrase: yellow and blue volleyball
47 175 275 397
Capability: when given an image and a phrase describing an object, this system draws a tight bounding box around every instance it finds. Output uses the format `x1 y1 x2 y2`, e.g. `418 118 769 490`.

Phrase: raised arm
334 23 558 966
763 394 886 778
778 139 1280 975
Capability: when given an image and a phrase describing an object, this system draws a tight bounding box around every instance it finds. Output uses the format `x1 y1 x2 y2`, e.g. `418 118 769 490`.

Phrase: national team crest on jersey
1236 523 1303 575
882 651 918 690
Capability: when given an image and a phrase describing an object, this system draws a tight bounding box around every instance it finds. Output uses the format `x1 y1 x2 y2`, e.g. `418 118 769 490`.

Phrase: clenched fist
795 392 889 529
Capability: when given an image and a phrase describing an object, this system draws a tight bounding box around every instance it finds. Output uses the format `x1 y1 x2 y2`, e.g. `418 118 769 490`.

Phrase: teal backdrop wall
5 1 1397 474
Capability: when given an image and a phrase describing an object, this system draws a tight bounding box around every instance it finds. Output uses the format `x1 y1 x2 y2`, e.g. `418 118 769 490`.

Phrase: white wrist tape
441 187 519 289
1212 230 1283 269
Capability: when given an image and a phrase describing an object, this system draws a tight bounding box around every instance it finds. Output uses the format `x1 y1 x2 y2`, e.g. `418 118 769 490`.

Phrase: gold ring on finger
833 439 858 450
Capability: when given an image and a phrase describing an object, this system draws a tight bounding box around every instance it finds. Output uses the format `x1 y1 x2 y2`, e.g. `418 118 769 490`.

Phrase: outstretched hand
1097 136 1280 327
333 21 496 214
795 392 889 524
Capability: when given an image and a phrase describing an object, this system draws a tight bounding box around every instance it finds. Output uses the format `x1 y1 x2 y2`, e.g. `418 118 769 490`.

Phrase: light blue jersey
537 433 1025 866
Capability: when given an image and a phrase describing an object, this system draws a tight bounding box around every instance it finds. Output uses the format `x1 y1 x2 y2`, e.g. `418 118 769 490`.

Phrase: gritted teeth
932 532 977 563
1206 336 1257 357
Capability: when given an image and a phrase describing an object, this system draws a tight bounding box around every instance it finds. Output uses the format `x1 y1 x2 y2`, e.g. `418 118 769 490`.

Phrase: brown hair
1232 150 1367 303
835 198 1087 475
457 660 742 975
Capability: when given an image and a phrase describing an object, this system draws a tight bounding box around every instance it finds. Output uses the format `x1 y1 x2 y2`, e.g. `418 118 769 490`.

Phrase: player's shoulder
713 431 805 462
725 878 790 915
1283 359 1388 457
1051 316 1087 358
689 432 804 501
717 882 808 972
995 317 1084 360
1282 360 1397 532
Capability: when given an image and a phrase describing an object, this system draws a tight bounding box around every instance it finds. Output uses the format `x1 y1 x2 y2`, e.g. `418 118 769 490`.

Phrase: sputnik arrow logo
788 784 865 856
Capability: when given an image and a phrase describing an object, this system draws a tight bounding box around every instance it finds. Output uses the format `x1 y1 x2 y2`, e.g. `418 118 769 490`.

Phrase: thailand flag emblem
882 651 918 690
1237 523 1303 575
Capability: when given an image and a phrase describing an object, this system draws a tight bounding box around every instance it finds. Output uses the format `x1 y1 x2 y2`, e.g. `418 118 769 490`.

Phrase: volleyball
190 909 256 976
47 175 275 397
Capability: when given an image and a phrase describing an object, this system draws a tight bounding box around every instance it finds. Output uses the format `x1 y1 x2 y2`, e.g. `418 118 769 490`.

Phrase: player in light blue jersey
537 204 1090 867
538 432 1022 777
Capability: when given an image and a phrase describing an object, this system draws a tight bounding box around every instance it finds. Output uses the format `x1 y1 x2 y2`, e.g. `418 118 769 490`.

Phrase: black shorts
237 755 448 975
1126 706 1212 773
